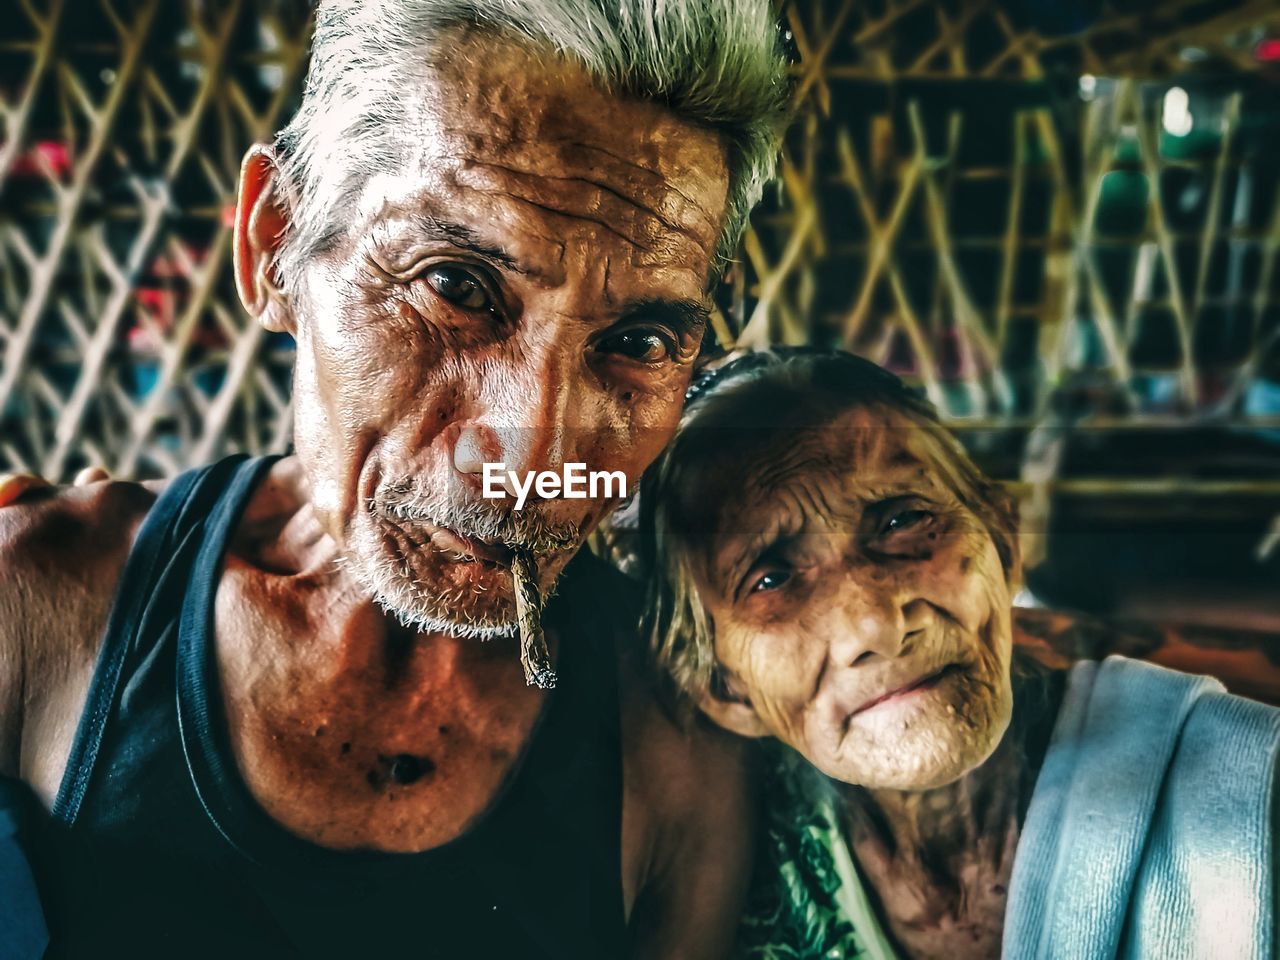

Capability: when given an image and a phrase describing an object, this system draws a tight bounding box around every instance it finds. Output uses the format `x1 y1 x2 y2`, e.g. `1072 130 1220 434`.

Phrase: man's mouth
849 663 964 717
381 514 515 567
426 523 514 566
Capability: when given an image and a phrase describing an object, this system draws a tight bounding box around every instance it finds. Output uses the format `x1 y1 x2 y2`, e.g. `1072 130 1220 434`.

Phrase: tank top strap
52 455 278 825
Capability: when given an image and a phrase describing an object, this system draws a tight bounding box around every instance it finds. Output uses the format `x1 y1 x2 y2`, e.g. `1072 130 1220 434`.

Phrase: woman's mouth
849 663 965 717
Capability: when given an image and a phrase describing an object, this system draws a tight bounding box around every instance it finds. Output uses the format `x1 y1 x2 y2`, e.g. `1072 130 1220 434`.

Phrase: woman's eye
597 329 675 363
749 569 792 594
425 266 492 311
882 509 932 535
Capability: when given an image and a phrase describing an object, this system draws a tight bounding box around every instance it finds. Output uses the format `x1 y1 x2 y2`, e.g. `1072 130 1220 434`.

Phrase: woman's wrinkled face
695 405 1014 790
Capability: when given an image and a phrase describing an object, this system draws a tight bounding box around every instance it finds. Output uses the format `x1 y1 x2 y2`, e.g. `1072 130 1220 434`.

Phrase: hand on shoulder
0 467 111 507
0 468 153 579
0 470 157 795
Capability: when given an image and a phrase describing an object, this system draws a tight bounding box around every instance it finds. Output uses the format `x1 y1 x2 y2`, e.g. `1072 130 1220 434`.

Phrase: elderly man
0 2 790 956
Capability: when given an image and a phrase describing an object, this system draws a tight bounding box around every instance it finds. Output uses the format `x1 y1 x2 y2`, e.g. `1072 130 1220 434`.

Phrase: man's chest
212 566 550 852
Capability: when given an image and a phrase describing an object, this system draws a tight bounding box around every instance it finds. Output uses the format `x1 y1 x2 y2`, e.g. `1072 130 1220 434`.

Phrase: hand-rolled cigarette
512 549 556 689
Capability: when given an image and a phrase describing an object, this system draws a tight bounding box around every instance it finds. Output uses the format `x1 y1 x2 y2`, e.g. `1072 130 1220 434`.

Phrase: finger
73 466 110 486
0 474 52 508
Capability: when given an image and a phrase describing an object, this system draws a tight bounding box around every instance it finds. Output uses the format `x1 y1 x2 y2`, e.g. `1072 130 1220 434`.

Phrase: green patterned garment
734 747 901 960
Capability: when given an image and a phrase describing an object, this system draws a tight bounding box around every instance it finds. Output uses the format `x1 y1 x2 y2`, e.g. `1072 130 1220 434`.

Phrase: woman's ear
696 667 771 739
233 144 294 336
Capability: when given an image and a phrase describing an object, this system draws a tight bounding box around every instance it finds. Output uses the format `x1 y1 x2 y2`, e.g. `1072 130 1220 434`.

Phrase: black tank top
32 454 628 959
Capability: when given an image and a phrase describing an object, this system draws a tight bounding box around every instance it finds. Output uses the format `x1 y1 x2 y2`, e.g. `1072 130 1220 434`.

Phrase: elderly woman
639 348 1279 959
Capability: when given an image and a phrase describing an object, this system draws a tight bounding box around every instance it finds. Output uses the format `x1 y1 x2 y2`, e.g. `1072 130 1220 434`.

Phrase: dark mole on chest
365 753 439 789
390 754 436 785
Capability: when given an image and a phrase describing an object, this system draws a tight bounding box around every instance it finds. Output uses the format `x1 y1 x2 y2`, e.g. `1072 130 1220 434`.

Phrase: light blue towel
1005 655 1279 959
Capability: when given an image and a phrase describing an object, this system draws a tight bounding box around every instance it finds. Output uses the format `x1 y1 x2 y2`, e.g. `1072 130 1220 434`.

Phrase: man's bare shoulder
620 659 754 827
2 481 157 683
567 549 753 808
607 580 756 959
547 546 757 947
0 477 161 668
0 478 161 786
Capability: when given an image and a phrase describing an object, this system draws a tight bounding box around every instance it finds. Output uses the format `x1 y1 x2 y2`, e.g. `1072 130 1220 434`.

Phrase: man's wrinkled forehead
352 38 729 283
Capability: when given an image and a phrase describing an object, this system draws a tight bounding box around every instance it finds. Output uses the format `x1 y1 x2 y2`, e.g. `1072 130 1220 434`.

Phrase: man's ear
696 667 771 739
233 144 294 335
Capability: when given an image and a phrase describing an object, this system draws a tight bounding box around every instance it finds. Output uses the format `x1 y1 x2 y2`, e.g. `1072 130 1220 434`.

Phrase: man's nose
826 577 915 668
452 352 575 487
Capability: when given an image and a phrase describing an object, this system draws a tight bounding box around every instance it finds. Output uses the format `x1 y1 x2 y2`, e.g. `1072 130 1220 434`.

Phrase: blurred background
1 0 1277 694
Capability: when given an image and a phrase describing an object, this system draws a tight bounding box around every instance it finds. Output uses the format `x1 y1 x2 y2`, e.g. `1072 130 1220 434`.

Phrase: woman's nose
827 581 911 667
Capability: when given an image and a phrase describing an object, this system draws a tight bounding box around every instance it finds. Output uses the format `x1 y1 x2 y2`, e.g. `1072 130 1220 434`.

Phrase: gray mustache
377 479 581 555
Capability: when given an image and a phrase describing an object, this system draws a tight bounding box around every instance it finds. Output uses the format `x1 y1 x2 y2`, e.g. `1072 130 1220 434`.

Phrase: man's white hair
273 0 792 284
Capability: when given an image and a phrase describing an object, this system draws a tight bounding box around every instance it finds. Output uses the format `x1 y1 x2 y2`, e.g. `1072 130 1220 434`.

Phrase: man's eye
881 509 932 536
749 569 792 594
597 329 675 363
425 266 491 311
